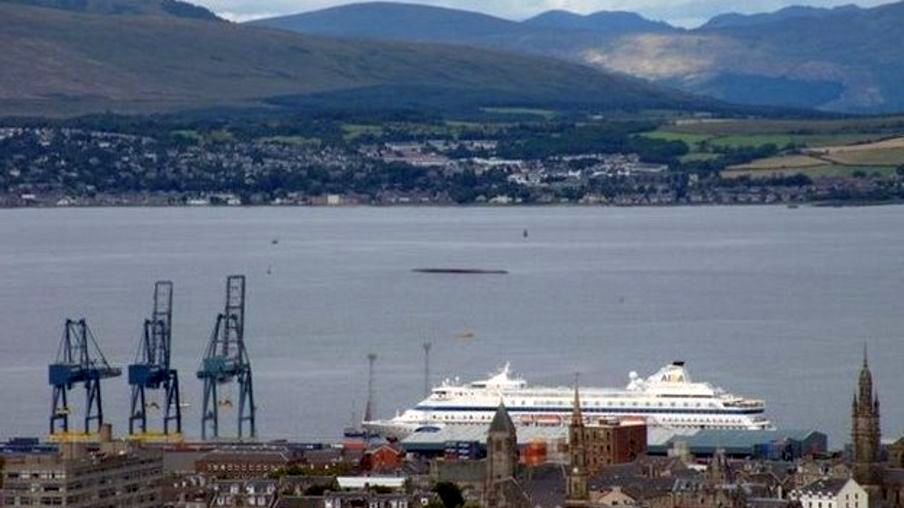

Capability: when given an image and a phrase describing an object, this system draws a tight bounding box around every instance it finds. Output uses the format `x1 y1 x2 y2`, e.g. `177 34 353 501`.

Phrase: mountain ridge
247 2 530 43
523 9 676 35
700 4 862 30
249 1 904 113
0 0 220 19
0 0 719 117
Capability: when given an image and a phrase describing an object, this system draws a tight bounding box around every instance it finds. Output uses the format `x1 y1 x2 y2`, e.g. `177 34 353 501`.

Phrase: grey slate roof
747 498 794 508
613 477 677 500
796 478 851 496
273 496 322 508
590 456 695 485
522 464 566 508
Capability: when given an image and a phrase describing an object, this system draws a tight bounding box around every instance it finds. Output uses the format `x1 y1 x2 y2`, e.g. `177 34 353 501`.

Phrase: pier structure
48 319 122 440
197 275 256 440
127 280 182 441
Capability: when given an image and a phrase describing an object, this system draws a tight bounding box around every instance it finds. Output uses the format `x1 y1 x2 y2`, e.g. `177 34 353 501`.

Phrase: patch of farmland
730 154 826 170
822 148 904 166
723 165 897 179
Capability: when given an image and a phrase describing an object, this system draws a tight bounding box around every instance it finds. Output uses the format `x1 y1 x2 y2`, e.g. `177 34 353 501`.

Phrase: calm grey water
0 206 902 447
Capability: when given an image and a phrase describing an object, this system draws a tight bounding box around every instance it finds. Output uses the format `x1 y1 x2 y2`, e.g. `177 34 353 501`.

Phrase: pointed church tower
852 346 881 486
484 402 518 508
566 375 589 507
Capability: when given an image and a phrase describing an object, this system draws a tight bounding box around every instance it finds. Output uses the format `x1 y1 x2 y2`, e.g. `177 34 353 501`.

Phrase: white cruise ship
363 361 771 439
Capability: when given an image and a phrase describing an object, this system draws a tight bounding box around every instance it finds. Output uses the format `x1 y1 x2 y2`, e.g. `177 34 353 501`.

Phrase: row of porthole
509 400 717 409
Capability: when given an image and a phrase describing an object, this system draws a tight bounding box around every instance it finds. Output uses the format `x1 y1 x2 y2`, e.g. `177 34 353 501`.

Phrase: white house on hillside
791 478 868 508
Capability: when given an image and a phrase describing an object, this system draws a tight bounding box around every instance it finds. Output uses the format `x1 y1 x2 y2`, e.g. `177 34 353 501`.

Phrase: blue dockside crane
197 275 256 440
49 319 122 436
128 281 182 437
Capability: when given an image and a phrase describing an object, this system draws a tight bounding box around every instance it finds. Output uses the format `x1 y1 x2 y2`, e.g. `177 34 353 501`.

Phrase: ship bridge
627 361 721 397
468 363 527 390
433 363 527 400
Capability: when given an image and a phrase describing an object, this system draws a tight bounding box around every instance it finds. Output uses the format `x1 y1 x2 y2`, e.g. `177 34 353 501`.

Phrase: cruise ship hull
364 406 770 440
364 362 772 439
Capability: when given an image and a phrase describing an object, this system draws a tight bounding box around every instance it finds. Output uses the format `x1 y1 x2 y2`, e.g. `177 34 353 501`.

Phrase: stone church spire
858 345 873 406
852 346 881 486
484 403 519 508
566 374 589 507
571 373 584 427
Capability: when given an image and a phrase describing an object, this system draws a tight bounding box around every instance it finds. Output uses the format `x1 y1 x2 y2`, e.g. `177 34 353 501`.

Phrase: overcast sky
199 0 889 27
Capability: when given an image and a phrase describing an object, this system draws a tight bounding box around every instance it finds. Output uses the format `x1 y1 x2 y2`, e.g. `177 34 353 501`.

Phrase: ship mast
423 341 432 397
364 353 377 422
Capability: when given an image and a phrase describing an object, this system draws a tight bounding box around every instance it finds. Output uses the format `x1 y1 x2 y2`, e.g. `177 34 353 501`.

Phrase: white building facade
791 478 869 508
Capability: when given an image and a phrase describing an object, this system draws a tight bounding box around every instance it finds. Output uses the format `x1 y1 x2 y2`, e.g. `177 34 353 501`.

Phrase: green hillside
248 2 529 43
0 1 715 117
0 0 219 18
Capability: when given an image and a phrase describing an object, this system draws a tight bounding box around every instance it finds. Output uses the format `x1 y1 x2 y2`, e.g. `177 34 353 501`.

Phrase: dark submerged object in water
413 268 508 275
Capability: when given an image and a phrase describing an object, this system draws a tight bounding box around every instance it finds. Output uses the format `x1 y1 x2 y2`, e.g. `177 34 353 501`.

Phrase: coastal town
4 0 904 507
0 276 896 508
0 351 900 508
2 126 902 208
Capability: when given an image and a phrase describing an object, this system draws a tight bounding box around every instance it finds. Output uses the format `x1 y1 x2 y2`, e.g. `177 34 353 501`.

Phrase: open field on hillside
644 129 894 149
670 116 904 136
650 117 904 164
643 118 904 179
791 136 904 166
731 155 827 170
821 148 904 166
480 107 557 119
724 137 904 179
723 165 898 179
812 136 904 152
708 134 798 148
802 137 904 165
642 131 712 145
678 153 721 163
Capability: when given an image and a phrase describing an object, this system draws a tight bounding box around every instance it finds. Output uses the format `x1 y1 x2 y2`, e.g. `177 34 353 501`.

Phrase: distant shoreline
2 201 904 211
